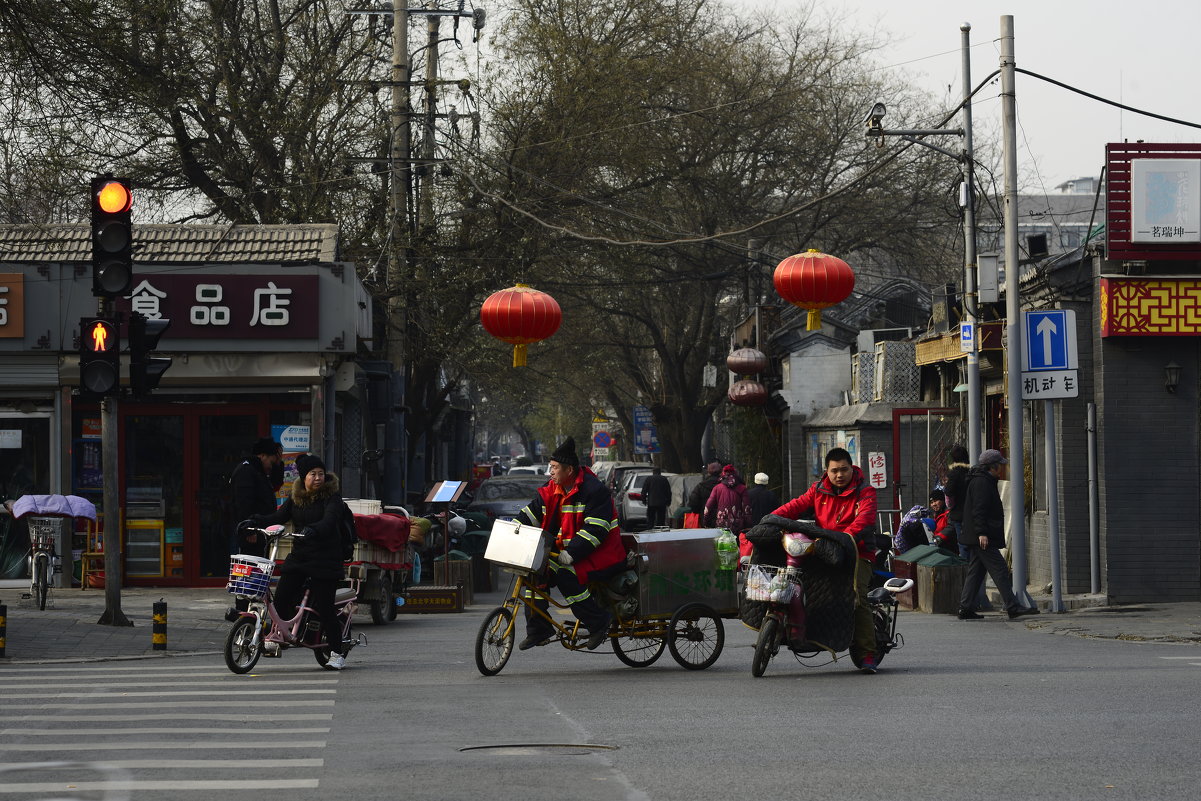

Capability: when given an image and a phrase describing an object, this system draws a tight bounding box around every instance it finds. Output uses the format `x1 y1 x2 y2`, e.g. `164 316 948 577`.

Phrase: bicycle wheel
611 628 666 668
751 614 780 678
33 554 49 611
667 603 724 671
224 617 262 674
475 607 515 676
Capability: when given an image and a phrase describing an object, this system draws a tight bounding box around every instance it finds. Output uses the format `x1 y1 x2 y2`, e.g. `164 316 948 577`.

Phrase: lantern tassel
806 309 822 331
512 343 528 367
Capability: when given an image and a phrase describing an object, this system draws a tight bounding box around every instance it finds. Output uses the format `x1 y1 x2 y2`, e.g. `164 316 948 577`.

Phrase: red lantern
773 249 855 331
728 379 768 406
726 347 769 376
480 284 562 367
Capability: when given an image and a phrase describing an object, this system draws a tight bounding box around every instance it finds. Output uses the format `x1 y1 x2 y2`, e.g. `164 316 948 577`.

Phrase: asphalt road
1 592 1198 801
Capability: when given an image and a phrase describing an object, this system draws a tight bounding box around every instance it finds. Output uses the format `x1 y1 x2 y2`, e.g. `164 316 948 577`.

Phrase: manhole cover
460 744 618 756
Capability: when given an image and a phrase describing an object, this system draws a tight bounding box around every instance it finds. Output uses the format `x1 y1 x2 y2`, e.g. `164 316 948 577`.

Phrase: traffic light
90 175 133 298
128 312 172 397
79 317 120 398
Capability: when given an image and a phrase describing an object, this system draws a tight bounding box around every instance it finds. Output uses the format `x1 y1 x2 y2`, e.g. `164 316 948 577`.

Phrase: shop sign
272 424 311 452
118 274 319 340
0 273 23 337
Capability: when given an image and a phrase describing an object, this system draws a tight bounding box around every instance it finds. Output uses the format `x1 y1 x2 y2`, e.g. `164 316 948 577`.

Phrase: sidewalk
2 586 1199 665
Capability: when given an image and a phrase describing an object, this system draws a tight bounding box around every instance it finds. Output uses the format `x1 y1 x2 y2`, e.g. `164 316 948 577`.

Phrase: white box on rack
345 498 383 515
485 519 548 573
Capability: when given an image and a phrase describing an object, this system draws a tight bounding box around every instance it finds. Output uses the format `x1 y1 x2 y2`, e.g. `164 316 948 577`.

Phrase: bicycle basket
743 563 800 603
27 517 58 551
227 554 275 598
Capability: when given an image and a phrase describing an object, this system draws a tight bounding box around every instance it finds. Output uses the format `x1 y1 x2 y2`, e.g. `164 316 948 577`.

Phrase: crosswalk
0 661 340 798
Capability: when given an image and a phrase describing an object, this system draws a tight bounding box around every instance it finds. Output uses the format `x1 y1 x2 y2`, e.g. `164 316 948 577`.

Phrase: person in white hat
746 472 779 526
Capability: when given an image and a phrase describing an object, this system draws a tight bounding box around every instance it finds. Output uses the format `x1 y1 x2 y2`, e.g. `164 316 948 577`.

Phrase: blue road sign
1023 309 1077 372
960 322 975 353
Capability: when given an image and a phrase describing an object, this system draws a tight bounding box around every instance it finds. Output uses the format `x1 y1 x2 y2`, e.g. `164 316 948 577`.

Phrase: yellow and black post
0 602 7 658
152 598 167 651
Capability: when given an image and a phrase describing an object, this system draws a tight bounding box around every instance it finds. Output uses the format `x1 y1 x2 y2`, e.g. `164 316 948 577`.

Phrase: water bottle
714 530 738 571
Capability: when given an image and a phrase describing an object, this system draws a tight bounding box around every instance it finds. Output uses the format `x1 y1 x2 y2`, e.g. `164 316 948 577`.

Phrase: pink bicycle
223 525 364 674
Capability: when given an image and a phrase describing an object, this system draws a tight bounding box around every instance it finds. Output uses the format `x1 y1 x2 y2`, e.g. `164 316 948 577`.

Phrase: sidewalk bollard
0 602 6 658
152 598 167 651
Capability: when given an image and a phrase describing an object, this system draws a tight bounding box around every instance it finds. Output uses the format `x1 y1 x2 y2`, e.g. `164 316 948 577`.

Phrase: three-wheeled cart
345 511 415 625
475 525 738 675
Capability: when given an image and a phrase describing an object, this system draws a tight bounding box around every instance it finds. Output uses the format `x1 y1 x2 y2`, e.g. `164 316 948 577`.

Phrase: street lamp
861 23 982 463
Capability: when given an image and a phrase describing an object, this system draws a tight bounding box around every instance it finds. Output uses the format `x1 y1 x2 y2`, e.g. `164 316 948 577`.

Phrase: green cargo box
892 545 967 612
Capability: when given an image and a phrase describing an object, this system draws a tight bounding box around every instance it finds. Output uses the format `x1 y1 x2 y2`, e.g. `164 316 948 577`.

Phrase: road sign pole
1045 399 1064 612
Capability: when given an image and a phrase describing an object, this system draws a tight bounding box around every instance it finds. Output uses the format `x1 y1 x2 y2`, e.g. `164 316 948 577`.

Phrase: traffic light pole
95 296 130 627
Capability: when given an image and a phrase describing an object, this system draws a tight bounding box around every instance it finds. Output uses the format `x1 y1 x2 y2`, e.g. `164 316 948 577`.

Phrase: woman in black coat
255 454 351 669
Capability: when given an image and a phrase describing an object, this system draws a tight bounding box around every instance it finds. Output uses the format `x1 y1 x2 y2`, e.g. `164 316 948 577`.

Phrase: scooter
743 515 914 677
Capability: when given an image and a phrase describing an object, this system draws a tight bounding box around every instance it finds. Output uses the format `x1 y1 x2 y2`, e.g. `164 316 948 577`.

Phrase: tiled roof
0 223 339 264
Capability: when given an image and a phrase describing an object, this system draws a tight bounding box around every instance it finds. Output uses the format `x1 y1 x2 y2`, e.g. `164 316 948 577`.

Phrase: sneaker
324 653 346 670
519 632 553 651
263 641 281 657
957 609 985 620
1008 605 1040 620
859 653 879 674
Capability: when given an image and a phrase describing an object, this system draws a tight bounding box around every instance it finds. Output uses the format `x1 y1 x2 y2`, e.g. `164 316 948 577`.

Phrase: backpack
340 503 359 561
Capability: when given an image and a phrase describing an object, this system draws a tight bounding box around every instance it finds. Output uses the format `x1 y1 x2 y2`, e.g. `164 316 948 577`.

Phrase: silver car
616 470 676 530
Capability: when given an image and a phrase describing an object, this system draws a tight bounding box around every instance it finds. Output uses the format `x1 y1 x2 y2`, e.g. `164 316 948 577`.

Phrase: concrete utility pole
384 0 411 508
999 14 1034 606
960 23 982 462
421 7 440 231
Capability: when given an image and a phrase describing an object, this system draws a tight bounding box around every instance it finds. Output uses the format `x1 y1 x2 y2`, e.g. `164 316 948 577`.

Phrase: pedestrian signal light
79 317 121 398
90 175 134 298
128 312 173 396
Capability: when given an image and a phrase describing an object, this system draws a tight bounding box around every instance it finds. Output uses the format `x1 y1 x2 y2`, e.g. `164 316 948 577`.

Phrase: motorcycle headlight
783 534 813 557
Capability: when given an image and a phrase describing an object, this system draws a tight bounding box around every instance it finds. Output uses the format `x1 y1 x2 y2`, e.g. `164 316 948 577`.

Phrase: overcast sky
739 0 1201 194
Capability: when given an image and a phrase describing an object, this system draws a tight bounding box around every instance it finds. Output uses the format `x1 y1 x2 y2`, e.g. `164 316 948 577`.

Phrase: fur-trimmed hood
290 472 341 507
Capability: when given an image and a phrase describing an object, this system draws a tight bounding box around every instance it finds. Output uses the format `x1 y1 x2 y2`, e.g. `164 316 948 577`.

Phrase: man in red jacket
771 447 880 673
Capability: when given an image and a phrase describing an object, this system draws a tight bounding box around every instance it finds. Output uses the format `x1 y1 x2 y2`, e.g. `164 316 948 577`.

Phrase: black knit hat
549 437 579 468
252 437 280 456
295 454 326 479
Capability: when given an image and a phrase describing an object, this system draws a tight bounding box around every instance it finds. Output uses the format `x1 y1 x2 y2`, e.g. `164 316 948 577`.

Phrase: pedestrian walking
688 461 722 516
746 472 779 526
956 449 1040 621
705 465 751 532
642 467 672 528
944 443 990 610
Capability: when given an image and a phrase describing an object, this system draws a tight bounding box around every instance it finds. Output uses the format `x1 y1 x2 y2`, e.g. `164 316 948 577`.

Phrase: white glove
558 550 574 566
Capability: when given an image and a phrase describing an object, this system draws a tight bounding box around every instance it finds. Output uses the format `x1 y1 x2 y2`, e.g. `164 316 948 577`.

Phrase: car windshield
476 480 541 501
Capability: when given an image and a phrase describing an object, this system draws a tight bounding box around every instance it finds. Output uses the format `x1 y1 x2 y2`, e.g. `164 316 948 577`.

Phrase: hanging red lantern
726 347 769 376
728 379 768 406
480 284 562 367
773 249 855 332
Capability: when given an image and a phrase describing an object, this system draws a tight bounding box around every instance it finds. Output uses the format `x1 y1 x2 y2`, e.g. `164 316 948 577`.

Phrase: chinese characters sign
1131 159 1200 243
632 405 661 454
118 275 318 339
867 451 887 490
0 273 23 337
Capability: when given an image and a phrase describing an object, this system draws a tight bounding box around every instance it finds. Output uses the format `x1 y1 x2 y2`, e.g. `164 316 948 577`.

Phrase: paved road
1 587 1199 800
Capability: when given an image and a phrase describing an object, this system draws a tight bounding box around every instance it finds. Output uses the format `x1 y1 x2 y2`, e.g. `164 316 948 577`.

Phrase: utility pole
421 7 440 232
960 22 982 463
384 0 411 509
999 14 1034 607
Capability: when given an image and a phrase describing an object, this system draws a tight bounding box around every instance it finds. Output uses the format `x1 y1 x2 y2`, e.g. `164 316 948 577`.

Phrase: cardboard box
398 585 464 613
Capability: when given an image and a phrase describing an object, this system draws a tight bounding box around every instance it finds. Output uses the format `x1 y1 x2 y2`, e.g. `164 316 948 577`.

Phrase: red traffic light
84 319 117 353
96 180 132 214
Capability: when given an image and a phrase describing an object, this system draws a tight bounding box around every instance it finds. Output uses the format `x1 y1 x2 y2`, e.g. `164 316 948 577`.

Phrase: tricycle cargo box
623 528 738 618
484 519 548 573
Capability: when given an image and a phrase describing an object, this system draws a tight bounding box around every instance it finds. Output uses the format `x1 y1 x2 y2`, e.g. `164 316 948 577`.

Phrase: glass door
196 414 260 579
123 414 184 581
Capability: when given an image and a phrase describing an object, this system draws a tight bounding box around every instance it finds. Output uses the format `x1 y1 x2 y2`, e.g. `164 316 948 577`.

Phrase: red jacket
516 467 626 583
771 466 878 561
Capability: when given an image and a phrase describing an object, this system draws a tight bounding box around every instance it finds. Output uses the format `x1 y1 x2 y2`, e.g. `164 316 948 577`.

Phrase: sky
739 0 1201 193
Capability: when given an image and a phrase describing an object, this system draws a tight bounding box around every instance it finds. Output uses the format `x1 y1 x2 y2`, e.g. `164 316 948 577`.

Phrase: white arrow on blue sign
1022 309 1078 372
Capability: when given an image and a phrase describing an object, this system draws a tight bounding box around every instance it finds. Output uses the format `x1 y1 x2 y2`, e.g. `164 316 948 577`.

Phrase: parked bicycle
25 517 58 611
223 525 365 674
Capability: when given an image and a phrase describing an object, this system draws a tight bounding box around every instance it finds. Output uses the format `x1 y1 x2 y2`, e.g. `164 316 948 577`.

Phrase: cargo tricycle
474 524 738 675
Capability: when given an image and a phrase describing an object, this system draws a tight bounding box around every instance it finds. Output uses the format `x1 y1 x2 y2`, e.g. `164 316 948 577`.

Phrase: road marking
7 727 331 736
0 758 324 769
0 673 339 683
0 663 318 674
0 779 320 792
0 700 335 710
3 689 337 699
3 741 327 751
2 712 333 722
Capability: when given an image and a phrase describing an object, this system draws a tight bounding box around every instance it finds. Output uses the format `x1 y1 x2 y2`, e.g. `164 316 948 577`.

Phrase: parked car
465 476 546 526
507 464 548 475
616 469 673 530
592 460 644 491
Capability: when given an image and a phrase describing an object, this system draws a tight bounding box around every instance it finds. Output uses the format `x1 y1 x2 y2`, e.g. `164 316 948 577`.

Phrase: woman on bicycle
252 454 351 670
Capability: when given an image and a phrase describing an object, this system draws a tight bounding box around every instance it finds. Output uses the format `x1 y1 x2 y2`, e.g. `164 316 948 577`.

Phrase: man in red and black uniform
771 447 880 673
516 437 625 651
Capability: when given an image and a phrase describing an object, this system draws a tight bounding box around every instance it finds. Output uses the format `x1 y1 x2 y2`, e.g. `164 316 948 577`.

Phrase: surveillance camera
864 102 887 129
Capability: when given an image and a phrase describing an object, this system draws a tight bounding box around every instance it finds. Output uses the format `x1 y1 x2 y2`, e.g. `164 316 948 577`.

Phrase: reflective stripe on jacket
517 467 625 583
